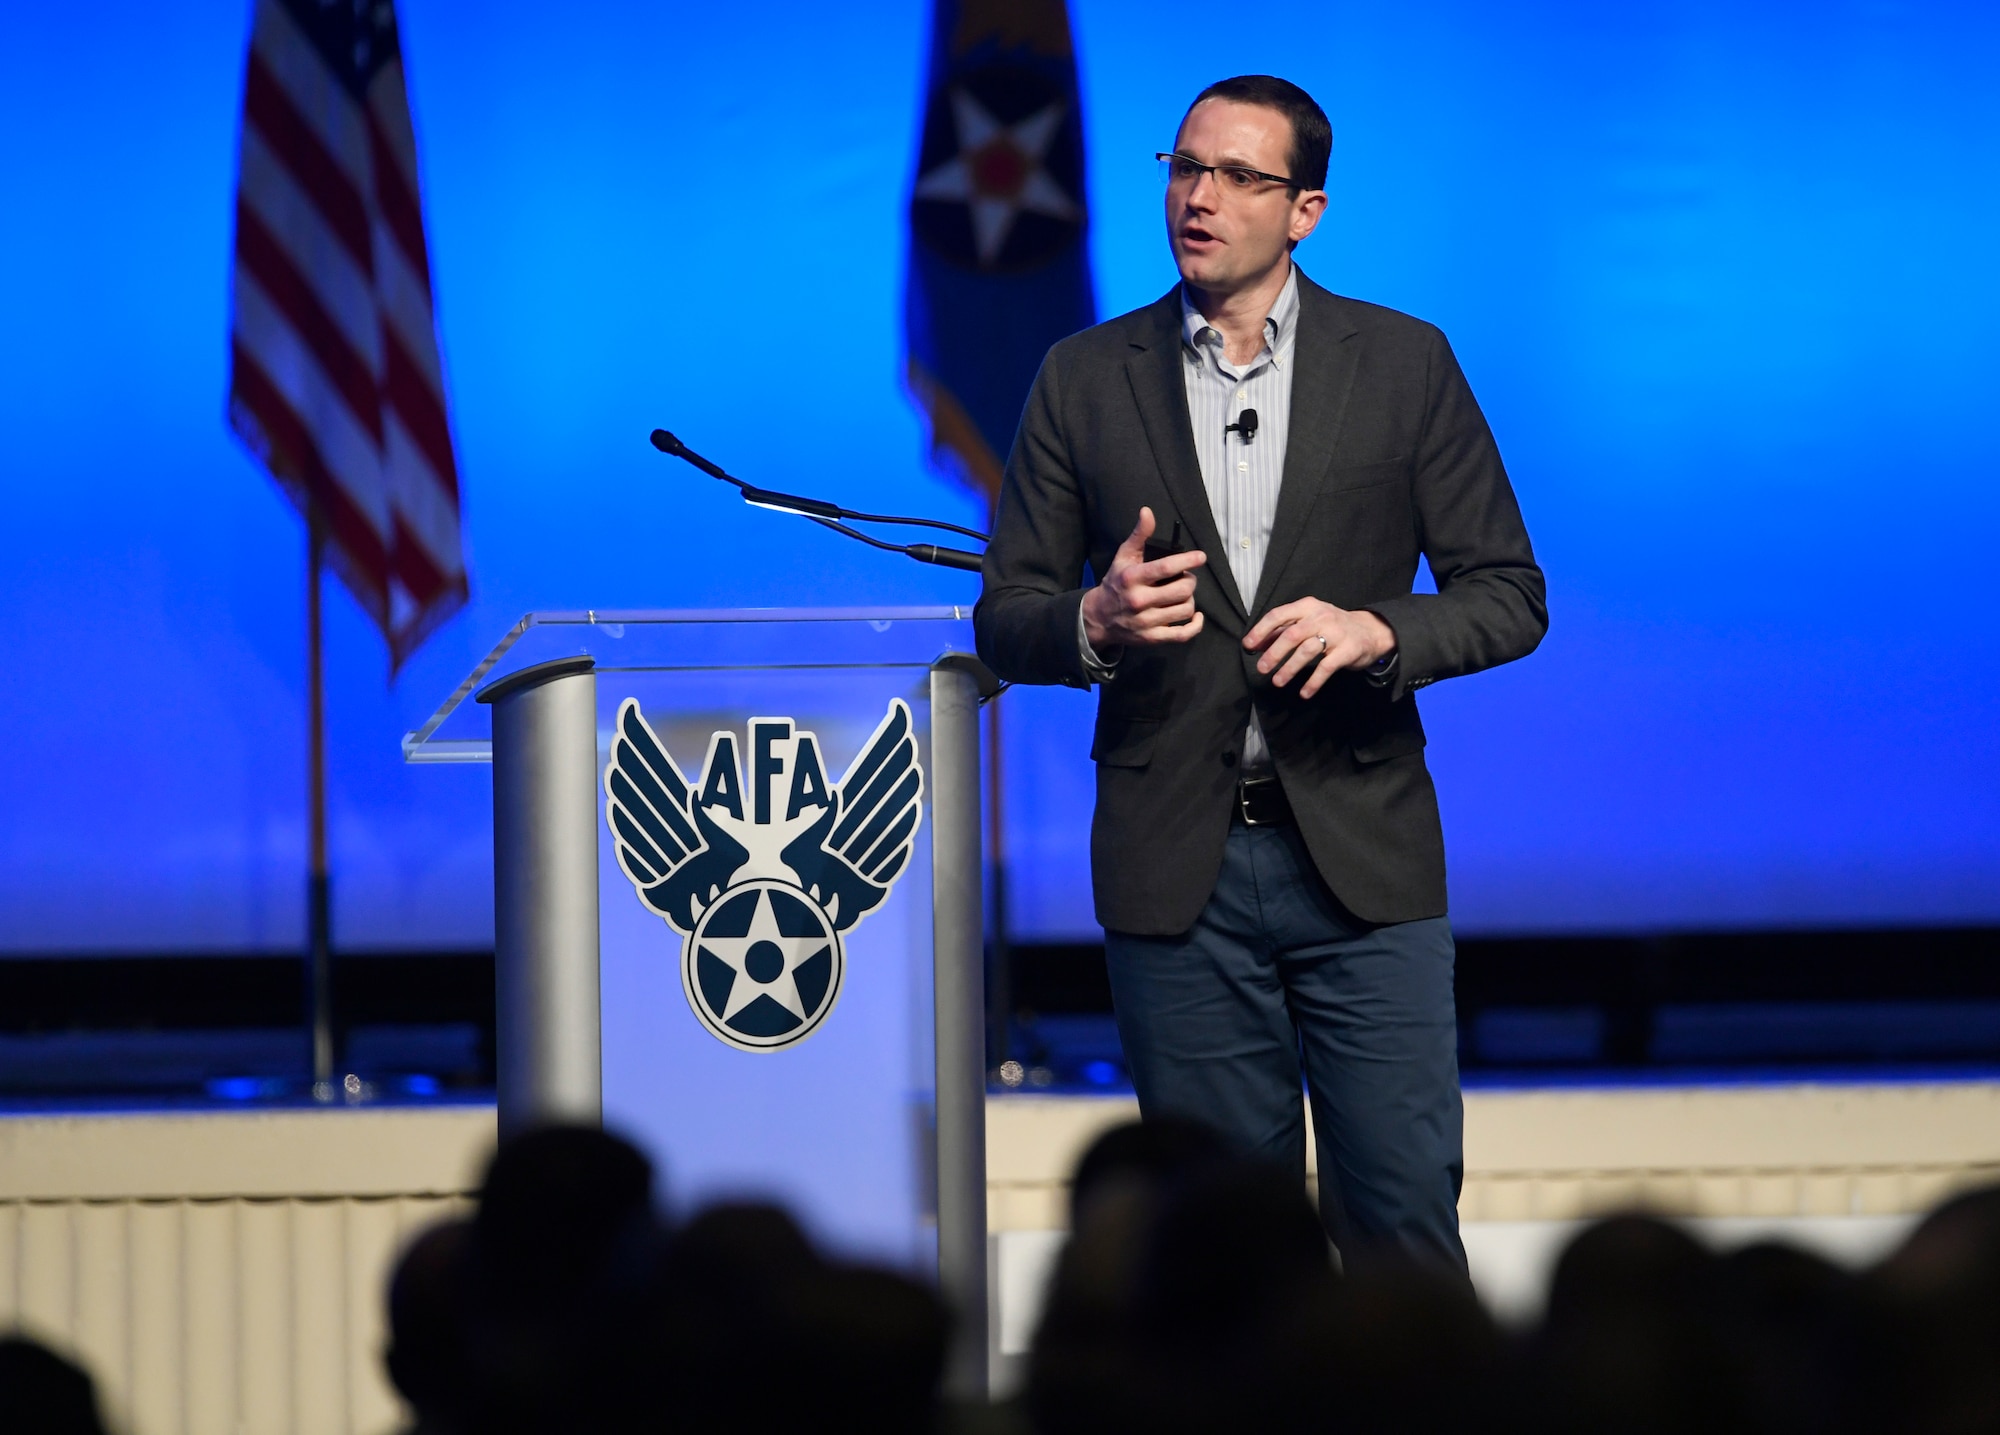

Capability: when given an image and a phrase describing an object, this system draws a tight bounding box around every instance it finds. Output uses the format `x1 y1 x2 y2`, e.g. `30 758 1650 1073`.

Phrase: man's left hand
1243 600 1397 699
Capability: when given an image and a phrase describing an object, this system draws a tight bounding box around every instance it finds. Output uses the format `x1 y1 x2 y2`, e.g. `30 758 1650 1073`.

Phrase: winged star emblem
603 697 924 1051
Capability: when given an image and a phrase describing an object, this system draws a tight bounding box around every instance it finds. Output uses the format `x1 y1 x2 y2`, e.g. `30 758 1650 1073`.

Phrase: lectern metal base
930 656 991 1395
481 655 603 1134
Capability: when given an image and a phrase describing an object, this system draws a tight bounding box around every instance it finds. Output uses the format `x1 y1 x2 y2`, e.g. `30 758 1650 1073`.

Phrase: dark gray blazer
974 270 1546 934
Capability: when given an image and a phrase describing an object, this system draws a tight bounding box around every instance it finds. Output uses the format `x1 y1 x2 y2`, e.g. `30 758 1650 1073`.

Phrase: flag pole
306 505 335 1091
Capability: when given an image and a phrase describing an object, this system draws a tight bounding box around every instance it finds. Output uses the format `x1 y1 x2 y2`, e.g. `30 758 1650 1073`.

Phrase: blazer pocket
1091 716 1161 769
1351 725 1427 765
1324 457 1407 493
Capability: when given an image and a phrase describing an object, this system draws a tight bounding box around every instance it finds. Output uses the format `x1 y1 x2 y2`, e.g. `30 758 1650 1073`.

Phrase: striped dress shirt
1080 266 1300 773
1179 267 1299 771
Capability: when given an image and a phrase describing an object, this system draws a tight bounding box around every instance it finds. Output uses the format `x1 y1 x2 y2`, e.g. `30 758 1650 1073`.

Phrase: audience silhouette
0 1336 107 1435
6 1119 2000 1434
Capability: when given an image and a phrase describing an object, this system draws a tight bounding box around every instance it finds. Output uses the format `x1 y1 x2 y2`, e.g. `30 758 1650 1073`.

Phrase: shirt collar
1179 263 1300 365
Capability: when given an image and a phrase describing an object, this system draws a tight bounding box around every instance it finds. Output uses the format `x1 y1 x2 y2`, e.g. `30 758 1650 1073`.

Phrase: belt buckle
1238 776 1279 827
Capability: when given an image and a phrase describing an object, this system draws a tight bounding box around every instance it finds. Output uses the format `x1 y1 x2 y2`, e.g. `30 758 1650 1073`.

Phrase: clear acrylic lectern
405 608 993 1392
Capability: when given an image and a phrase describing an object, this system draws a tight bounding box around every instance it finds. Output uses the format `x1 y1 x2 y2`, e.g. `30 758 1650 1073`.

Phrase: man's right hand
1081 506 1208 653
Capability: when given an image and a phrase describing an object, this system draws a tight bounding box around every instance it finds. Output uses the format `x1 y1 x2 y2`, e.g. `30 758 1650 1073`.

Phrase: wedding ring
1314 634 1329 653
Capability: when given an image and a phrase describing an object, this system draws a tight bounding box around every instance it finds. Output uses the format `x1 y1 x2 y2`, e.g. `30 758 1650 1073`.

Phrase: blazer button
1221 750 1237 768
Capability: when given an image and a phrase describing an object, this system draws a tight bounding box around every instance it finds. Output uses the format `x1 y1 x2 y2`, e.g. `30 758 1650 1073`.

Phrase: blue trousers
1103 816 1467 1273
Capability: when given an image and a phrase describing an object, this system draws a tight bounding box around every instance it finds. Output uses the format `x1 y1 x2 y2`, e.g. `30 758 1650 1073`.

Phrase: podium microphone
649 428 986 572
1226 408 1260 442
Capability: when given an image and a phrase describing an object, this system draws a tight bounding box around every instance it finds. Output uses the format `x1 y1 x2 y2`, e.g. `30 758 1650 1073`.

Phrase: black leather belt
1236 775 1293 827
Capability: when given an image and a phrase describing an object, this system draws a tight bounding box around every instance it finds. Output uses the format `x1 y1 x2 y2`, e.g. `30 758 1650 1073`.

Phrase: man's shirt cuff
1077 602 1120 683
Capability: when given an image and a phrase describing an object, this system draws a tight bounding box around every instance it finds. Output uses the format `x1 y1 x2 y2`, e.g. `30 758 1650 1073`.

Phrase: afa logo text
603 698 923 1052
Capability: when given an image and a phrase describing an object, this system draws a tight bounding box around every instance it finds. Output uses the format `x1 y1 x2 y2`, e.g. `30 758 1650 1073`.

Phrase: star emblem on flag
909 63 1087 274
915 87 1080 266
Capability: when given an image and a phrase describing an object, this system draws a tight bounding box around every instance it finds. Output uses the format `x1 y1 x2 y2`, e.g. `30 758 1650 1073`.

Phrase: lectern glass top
403 606 975 763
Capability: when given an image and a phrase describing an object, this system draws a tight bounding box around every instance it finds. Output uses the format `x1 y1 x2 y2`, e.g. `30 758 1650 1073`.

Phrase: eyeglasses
1156 151 1302 196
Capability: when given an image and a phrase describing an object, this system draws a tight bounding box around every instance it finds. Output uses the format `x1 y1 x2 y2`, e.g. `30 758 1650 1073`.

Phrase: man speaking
974 75 1546 1270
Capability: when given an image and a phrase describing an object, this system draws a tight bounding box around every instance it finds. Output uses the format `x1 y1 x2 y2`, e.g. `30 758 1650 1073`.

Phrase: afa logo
603 698 924 1052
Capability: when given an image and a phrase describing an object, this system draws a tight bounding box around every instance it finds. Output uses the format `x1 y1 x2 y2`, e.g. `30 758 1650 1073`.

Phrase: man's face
1165 99 1325 294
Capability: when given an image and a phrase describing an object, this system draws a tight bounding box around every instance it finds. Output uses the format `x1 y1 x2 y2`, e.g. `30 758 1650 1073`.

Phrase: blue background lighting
1 0 1994 951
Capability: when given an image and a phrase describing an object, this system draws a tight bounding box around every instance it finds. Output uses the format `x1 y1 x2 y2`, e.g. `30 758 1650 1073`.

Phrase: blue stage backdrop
1 0 1994 952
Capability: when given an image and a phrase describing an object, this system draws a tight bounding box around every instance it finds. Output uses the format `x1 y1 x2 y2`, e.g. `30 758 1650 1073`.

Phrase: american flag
228 0 466 667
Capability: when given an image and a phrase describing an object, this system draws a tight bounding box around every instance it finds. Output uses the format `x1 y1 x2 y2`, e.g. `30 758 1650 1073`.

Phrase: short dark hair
1180 75 1331 193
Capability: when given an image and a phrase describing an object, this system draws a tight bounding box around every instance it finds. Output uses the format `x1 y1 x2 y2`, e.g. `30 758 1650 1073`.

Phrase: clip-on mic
1225 407 1260 442
649 429 986 572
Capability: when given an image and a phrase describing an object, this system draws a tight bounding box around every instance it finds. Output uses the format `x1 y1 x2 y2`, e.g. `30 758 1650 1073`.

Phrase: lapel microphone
1226 408 1260 442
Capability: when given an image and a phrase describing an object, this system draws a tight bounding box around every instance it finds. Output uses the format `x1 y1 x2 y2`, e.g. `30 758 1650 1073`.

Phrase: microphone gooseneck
648 427 987 571
652 429 737 484
908 544 983 572
742 486 843 521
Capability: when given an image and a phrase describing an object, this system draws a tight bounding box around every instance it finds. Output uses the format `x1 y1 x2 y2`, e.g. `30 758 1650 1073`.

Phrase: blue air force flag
904 0 1097 505
604 698 924 1052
